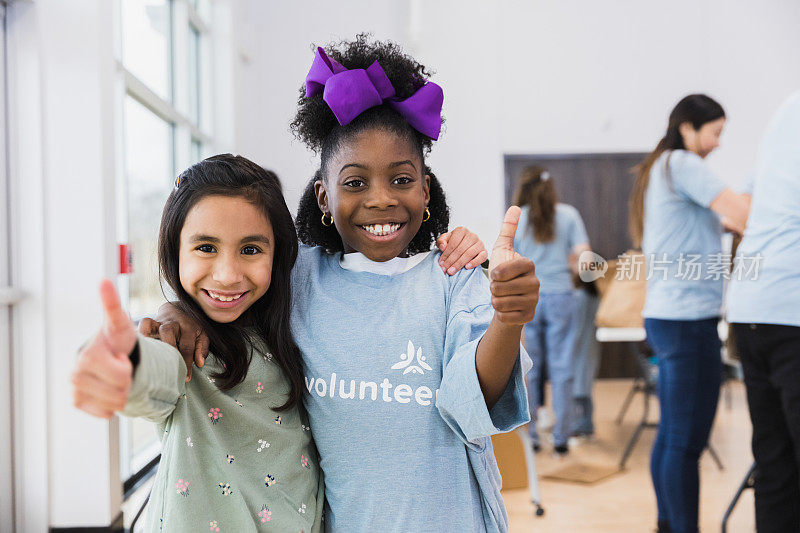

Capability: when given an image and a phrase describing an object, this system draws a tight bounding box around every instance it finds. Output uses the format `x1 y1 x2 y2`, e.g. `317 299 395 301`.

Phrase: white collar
339 251 431 276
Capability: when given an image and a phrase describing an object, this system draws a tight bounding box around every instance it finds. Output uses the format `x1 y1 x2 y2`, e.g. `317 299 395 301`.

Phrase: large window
117 0 214 484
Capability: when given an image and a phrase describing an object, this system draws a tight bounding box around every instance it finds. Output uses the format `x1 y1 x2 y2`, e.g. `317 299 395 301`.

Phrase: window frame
115 0 215 489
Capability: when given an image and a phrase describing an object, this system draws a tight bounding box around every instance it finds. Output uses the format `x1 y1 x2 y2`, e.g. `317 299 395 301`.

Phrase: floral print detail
181 393 187 400
208 376 216 384
301 424 311 432
209 521 220 532
257 439 270 452
208 407 222 424
218 482 233 495
264 474 276 487
226 454 234 464
258 505 272 523
298 503 307 514
256 382 263 394
300 454 310 469
234 399 243 407
274 416 282 425
186 437 193 448
175 478 189 497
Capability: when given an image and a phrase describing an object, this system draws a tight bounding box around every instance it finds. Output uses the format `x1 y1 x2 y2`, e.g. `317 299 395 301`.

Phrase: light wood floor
504 379 755 532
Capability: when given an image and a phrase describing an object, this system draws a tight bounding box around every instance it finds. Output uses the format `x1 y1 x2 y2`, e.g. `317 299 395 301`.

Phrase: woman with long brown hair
630 94 749 533
514 166 590 456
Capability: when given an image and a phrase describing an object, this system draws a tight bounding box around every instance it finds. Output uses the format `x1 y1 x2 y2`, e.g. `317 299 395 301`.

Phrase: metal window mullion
198 21 213 141
0 5 15 530
172 0 189 123
123 68 211 145
175 123 191 178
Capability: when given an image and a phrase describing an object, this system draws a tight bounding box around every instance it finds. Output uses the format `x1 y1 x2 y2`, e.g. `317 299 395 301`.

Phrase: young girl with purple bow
155 35 539 532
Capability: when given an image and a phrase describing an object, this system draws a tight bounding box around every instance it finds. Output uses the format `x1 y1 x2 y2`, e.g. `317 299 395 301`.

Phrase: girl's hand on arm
151 303 210 382
476 207 540 408
137 317 198 383
138 317 161 340
71 279 136 419
436 227 488 275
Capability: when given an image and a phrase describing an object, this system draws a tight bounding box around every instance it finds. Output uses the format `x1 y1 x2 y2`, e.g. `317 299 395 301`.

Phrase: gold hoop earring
423 208 431 222
321 212 333 227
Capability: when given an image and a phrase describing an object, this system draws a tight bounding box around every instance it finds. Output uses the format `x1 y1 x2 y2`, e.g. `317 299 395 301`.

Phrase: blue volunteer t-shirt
513 203 589 294
642 150 727 320
727 92 800 327
291 246 531 533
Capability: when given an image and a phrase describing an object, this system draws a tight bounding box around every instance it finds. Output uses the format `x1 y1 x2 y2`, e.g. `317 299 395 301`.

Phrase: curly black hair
290 34 450 254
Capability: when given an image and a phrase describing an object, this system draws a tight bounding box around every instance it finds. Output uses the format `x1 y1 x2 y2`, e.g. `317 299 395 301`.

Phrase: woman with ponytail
513 166 591 456
630 94 749 533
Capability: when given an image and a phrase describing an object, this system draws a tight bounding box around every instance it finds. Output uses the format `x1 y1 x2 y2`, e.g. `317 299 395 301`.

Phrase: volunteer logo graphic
304 339 439 407
390 340 433 375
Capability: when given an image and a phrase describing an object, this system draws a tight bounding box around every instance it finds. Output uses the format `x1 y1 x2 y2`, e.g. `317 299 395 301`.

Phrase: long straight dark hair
514 165 557 243
158 154 304 411
629 94 725 247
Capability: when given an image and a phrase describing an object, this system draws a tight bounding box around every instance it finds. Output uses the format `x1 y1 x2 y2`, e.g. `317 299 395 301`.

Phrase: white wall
232 0 410 211
233 0 800 248
417 0 800 244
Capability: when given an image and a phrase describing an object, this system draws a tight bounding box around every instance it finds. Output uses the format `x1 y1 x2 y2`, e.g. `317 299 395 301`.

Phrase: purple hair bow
305 47 443 140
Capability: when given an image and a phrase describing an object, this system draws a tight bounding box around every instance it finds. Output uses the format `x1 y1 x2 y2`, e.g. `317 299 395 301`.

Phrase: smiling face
315 129 430 262
681 117 726 158
178 195 274 323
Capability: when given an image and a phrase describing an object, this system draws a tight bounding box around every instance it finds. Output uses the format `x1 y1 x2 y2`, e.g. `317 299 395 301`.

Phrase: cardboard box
491 426 529 490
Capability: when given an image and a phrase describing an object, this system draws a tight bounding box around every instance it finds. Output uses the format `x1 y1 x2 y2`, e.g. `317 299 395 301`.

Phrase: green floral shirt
125 334 323 532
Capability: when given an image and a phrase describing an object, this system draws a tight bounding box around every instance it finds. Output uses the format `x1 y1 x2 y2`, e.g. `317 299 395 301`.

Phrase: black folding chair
721 463 756 533
617 341 724 471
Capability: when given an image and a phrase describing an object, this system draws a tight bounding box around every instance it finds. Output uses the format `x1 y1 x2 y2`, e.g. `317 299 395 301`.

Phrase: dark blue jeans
645 318 722 533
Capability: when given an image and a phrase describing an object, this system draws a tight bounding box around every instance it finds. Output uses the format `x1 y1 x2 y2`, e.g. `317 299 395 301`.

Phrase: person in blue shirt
629 94 750 533
513 166 590 455
149 35 538 532
726 91 800 533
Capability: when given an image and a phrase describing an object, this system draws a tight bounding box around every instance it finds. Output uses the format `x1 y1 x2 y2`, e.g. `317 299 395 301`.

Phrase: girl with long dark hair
71 155 323 531
630 94 749 533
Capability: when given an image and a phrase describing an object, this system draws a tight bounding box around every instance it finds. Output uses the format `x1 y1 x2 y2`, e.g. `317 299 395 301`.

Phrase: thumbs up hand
488 207 539 325
71 279 136 419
